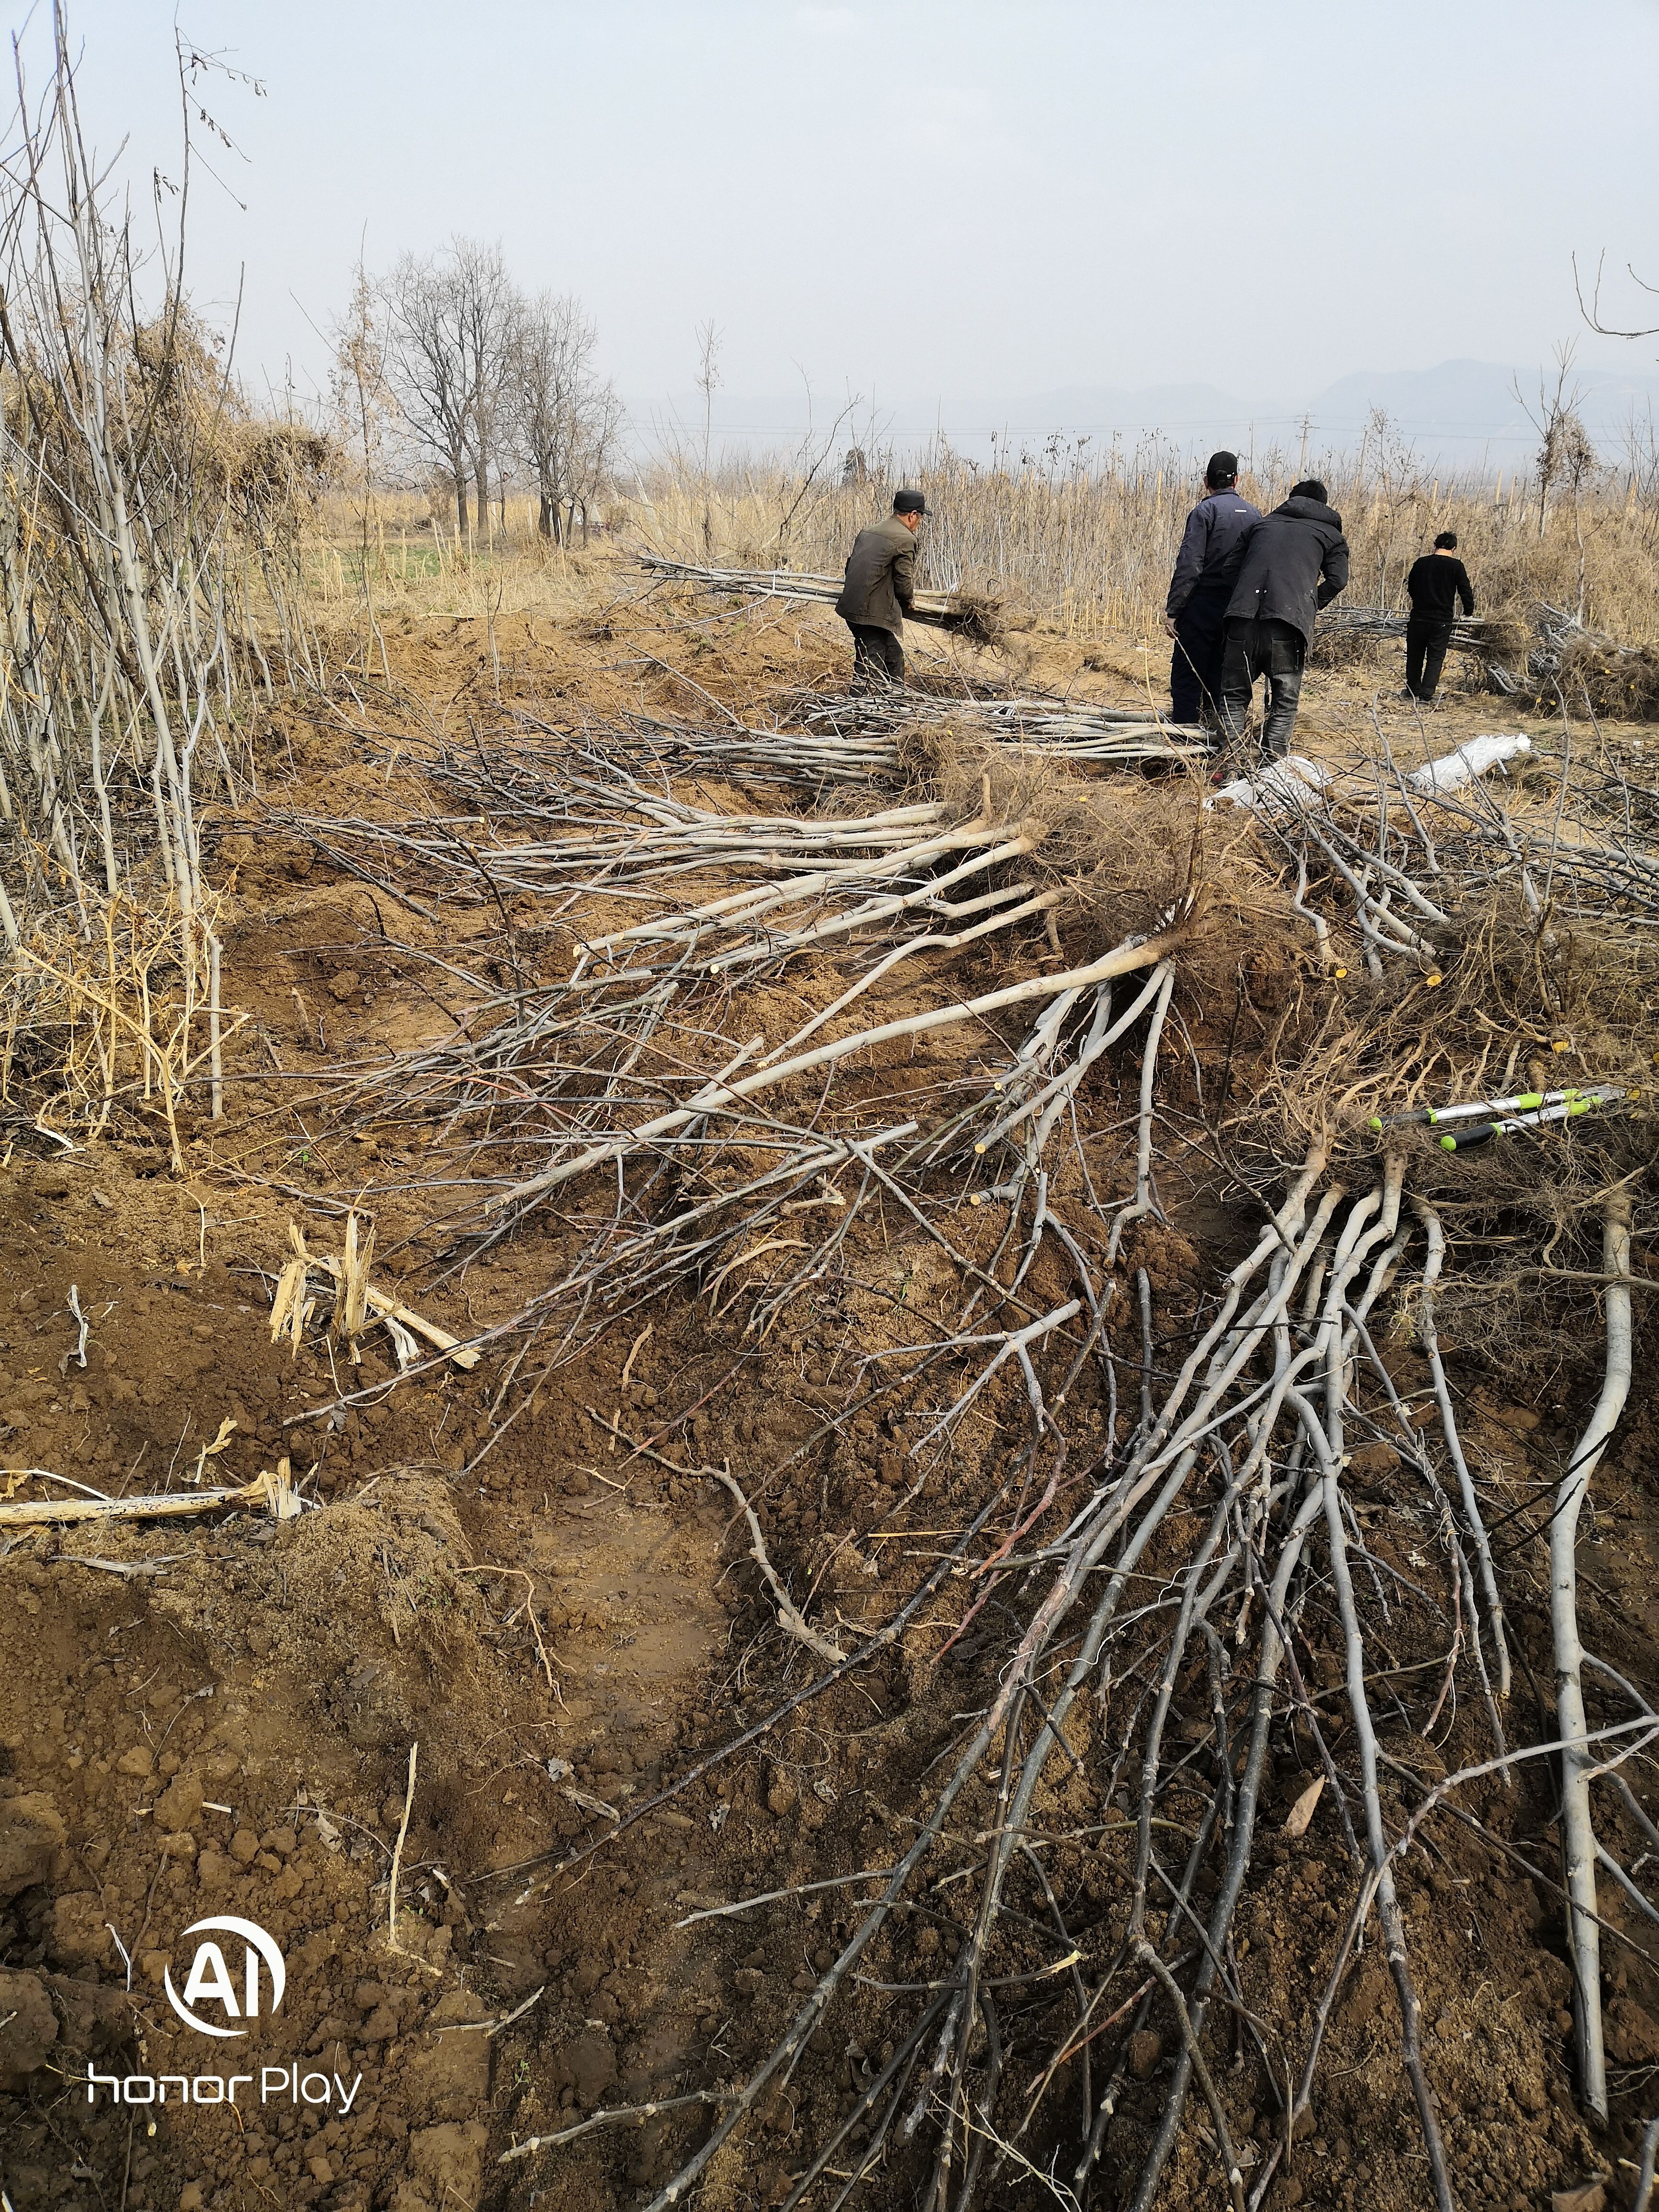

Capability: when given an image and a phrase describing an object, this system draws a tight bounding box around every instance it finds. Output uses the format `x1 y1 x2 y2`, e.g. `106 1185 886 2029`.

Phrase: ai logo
162 1917 287 2040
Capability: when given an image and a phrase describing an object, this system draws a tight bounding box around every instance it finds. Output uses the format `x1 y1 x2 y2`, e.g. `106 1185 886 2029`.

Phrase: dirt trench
0 1121 1022 2212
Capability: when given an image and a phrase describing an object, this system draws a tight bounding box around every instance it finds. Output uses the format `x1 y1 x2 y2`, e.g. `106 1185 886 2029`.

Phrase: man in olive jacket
836 489 926 690
1217 479 1349 759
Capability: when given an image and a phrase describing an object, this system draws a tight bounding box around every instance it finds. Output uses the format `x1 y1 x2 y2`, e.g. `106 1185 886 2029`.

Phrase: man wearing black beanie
1163 452 1260 731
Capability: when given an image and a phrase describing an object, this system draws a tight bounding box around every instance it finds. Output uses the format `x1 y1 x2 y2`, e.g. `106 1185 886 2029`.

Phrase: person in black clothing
1404 530 1475 704
1163 451 1260 730
1217 479 1350 759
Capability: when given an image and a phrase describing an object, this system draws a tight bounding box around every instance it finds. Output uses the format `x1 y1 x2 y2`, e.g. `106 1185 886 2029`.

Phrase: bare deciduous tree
453 237 516 539
381 249 473 539
509 292 622 542
383 240 624 544
1519 347 1598 544
330 257 396 672
1519 347 1602 614
381 237 516 542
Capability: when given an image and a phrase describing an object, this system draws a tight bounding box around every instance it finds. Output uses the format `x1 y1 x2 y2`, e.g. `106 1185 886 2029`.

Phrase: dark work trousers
1218 616 1307 758
1406 616 1454 702
1169 584 1231 728
845 621 905 692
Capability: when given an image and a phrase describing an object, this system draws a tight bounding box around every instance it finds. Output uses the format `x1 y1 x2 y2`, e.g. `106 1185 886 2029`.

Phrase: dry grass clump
1554 632 1659 720
1249 868 1659 1260
1 885 235 1167
915 732 1306 994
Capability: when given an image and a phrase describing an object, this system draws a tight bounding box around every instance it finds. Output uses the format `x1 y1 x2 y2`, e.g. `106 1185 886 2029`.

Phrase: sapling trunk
1551 1191 1635 2121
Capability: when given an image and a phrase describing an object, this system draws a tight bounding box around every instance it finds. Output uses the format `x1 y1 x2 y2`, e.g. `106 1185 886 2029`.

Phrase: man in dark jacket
1404 530 1475 704
1217 480 1350 759
1164 451 1260 729
836 490 925 690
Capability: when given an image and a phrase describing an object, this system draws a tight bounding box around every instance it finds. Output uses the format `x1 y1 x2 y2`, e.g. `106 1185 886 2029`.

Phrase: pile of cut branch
803 689 1204 757
1318 600 1659 716
637 553 1005 643
1315 604 1497 653
276 701 1657 2212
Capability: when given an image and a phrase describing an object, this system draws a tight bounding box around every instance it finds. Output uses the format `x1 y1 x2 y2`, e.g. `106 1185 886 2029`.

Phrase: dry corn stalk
268 1218 479 1370
187 1417 239 1487
340 1274 481 1370
339 1209 376 1348
268 1224 316 1358
0 1464 299 1528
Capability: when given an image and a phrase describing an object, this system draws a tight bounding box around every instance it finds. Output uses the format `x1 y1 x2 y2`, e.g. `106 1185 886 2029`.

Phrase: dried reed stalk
0 11 324 1143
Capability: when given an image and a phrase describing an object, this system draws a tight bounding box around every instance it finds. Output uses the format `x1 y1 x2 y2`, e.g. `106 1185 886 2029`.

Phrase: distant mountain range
633 358 1659 473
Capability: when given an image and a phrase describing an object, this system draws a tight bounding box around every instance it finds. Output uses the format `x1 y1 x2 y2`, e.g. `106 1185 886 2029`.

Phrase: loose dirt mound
0 1134 745 2209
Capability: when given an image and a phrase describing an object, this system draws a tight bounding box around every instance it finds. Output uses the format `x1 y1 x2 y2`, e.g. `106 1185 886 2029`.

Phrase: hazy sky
38 0 1659 424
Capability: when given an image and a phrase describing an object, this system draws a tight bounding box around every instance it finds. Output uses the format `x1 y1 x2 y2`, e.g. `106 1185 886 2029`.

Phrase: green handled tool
1437 1089 1625 1150
1368 1086 1598 1132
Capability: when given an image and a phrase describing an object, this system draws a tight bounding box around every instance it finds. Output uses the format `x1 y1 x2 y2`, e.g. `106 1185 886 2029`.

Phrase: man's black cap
1205 451 1239 486
893 488 927 515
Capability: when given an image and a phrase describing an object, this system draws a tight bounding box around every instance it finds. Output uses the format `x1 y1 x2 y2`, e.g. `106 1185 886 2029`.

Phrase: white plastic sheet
1210 755 1332 811
1407 733 1532 793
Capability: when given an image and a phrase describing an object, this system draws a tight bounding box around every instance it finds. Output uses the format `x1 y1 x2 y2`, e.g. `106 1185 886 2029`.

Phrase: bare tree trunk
1552 1192 1635 2123
1574 495 1588 624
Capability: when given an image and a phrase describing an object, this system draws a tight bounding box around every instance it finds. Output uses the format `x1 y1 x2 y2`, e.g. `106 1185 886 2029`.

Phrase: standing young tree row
513 292 624 543
377 237 621 542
